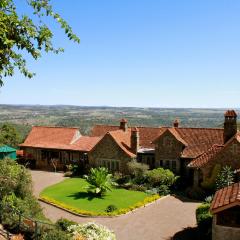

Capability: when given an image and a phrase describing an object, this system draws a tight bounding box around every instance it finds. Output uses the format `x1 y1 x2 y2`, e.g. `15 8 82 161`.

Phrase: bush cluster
196 203 212 240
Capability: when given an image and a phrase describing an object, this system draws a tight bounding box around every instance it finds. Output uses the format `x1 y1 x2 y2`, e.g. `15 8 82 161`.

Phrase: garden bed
40 178 160 216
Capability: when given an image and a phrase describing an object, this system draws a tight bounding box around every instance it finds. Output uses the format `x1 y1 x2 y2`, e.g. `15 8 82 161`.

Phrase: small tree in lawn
85 167 116 197
215 165 235 190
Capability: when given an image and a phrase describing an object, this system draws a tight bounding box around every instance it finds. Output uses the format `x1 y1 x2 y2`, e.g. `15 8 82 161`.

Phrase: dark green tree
0 123 21 147
215 165 235 190
0 0 80 85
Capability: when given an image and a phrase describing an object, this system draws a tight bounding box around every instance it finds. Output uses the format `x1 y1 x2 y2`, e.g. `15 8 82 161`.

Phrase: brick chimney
131 127 139 153
173 119 179 128
120 119 128 131
224 110 237 143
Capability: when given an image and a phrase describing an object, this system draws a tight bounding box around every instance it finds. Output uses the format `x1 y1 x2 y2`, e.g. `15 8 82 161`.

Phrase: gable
153 128 187 146
90 133 134 159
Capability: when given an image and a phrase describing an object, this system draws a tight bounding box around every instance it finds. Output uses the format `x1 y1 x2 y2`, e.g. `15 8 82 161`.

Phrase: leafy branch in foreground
0 0 80 85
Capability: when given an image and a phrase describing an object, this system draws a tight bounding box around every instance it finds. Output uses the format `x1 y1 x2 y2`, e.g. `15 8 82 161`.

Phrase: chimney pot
120 119 128 131
173 119 179 128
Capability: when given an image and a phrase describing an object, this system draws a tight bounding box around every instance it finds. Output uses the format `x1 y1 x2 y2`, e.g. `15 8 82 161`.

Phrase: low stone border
39 195 169 218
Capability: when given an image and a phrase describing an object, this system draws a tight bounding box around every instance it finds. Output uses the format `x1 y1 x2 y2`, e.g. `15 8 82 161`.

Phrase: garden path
31 170 200 240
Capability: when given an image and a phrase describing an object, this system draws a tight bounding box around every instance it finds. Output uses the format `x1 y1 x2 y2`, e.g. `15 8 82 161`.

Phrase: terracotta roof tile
108 130 136 157
210 182 240 214
91 125 163 149
91 124 224 158
20 126 100 152
188 144 224 168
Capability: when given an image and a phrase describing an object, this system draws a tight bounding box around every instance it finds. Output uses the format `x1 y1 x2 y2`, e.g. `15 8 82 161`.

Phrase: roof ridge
93 124 224 130
32 126 79 129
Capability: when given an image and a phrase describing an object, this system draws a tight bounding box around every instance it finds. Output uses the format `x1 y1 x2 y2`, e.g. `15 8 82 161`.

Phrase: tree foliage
85 167 116 196
215 165 235 190
146 167 178 187
0 123 21 147
0 0 80 85
0 158 45 228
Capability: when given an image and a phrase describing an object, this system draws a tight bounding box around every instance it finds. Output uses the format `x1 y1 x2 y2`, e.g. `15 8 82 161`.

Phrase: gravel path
31 170 200 240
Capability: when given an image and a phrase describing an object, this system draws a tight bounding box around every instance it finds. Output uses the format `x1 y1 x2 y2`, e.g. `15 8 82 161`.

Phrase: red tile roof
71 136 101 151
109 130 135 157
91 124 224 158
91 125 163 149
153 128 188 146
188 144 224 168
210 182 240 214
20 126 100 152
188 132 240 168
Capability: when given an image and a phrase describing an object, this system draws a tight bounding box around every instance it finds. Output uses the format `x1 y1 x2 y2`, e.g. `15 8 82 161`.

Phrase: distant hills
0 105 239 140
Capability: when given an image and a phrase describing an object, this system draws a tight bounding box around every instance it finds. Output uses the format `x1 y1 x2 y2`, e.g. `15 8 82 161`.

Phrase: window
172 161 177 172
160 160 163 167
165 160 170 168
100 159 120 172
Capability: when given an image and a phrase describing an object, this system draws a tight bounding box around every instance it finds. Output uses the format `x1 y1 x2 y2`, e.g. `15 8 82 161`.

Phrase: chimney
131 127 139 153
224 110 237 143
120 118 128 131
173 119 179 128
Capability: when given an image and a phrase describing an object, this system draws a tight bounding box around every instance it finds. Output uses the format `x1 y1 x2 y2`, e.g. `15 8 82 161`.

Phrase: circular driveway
31 170 200 240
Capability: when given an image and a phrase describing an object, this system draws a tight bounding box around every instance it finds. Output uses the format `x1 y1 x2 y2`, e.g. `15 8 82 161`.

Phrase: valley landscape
0 104 239 141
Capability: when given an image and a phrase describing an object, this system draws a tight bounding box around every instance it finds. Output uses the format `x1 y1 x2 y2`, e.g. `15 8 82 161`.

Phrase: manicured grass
40 178 149 213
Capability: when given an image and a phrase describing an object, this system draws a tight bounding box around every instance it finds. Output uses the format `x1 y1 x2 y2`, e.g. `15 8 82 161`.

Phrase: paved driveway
31 170 200 240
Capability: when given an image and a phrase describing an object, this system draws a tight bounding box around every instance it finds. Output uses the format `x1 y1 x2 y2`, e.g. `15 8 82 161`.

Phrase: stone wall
154 130 183 174
88 134 133 173
201 138 240 181
212 215 240 240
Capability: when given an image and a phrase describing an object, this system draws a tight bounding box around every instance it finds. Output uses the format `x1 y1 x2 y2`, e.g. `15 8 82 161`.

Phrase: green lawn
40 178 149 214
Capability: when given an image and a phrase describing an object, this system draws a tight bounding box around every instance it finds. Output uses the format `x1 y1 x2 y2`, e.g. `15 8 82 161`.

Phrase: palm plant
84 167 116 196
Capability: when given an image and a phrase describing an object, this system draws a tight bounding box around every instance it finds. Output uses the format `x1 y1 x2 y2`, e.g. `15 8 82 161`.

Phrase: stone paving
31 170 200 240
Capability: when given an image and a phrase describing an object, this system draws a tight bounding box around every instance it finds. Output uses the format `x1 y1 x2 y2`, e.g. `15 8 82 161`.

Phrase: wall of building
88 134 133 173
154 131 183 174
212 215 240 240
201 139 240 182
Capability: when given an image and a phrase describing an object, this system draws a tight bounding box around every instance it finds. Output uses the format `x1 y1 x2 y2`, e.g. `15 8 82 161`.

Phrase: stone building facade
189 110 240 187
88 132 134 173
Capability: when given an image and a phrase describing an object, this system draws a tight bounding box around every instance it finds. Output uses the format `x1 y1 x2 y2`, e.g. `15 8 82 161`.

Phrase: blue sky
1 0 240 107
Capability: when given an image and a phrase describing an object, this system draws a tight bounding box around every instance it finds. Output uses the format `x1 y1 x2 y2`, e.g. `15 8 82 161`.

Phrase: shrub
0 158 32 201
129 184 147 192
146 168 177 188
84 167 116 196
204 195 213 204
158 185 170 196
127 161 149 182
0 193 45 231
196 203 212 240
40 228 70 240
215 165 235 190
68 222 116 240
55 218 77 231
64 171 73 177
145 188 159 195
0 159 46 232
105 205 118 213
185 186 206 200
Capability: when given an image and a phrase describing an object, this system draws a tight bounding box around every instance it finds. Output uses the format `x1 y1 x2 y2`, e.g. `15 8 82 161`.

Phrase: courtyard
31 170 200 240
